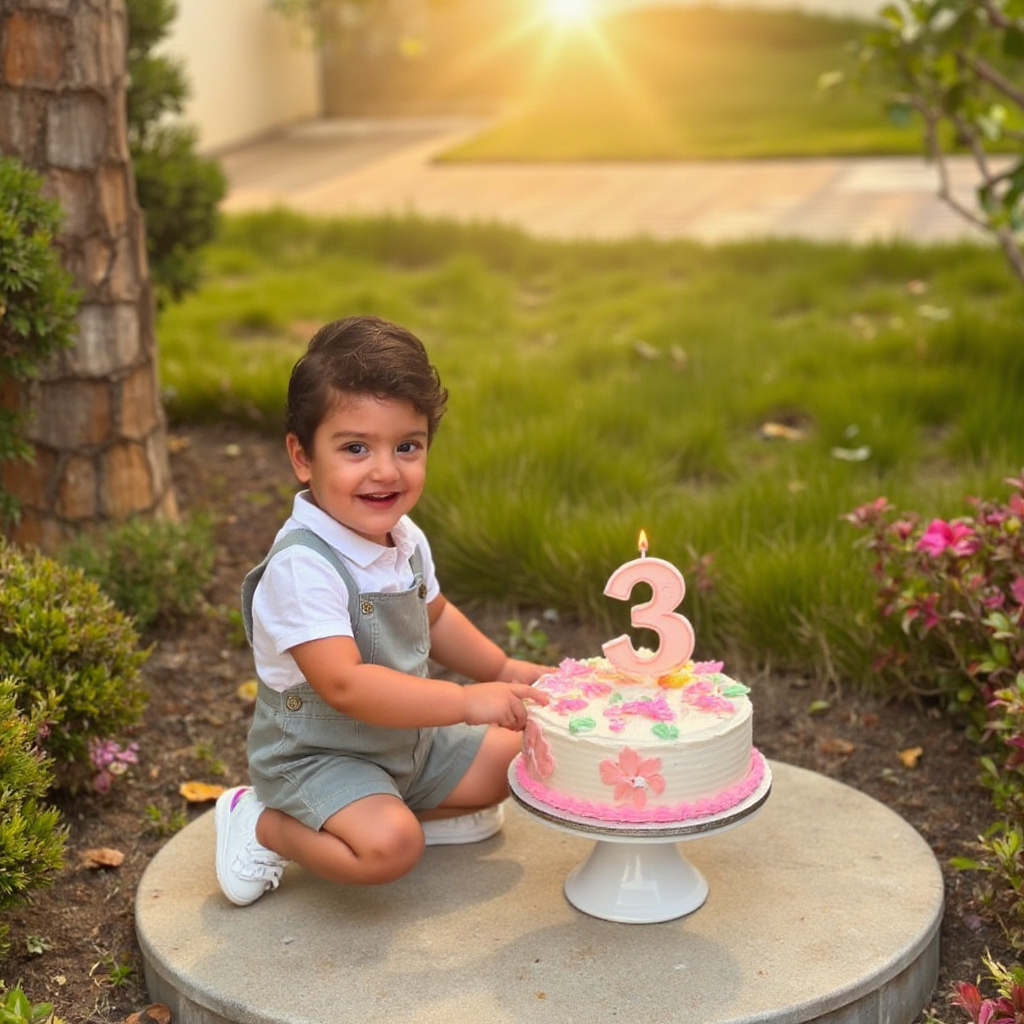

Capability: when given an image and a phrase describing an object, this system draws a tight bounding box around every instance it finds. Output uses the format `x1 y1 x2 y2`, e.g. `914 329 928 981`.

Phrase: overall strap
239 528 425 645
240 528 361 646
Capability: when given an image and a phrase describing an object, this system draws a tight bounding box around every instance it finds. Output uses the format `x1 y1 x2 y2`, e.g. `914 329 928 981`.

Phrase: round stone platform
135 761 943 1024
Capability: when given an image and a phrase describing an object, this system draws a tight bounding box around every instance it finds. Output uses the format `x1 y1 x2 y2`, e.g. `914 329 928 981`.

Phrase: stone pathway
220 117 987 244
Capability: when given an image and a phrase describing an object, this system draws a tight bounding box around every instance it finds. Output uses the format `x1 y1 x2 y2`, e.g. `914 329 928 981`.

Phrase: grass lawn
159 212 1024 685
440 6 927 160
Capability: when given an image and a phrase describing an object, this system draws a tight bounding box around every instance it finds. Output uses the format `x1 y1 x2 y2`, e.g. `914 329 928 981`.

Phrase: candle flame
638 529 648 557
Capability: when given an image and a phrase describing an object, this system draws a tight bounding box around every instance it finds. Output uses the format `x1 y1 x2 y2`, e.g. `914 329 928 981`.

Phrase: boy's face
287 393 429 546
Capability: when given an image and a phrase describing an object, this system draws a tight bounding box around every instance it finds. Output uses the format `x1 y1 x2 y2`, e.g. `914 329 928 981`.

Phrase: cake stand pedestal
508 758 772 924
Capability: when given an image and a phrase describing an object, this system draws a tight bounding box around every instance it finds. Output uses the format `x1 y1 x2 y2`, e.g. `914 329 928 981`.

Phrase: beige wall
163 0 322 154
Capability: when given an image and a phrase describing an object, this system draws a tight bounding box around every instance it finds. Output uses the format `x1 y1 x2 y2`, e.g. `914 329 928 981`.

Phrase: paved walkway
220 117 987 244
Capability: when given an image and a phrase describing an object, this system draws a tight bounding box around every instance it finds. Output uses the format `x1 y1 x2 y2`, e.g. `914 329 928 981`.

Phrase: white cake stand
508 757 772 924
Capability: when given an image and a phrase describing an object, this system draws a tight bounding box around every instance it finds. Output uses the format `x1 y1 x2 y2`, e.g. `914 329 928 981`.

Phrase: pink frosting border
515 748 767 824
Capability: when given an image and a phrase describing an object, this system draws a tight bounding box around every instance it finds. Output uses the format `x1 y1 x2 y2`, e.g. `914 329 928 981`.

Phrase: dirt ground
1 422 1010 1024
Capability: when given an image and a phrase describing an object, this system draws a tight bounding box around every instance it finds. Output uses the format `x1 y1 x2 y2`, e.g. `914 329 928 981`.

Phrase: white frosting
520 657 759 823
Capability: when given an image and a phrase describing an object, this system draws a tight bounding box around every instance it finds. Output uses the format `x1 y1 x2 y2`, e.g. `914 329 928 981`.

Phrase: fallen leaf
82 847 124 869
898 746 924 769
759 421 805 442
807 699 831 716
830 445 872 462
821 737 855 756
125 1005 172 1024
237 679 258 702
179 781 226 803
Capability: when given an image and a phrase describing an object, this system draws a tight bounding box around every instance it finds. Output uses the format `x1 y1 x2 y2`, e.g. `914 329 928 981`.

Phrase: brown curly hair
285 316 448 454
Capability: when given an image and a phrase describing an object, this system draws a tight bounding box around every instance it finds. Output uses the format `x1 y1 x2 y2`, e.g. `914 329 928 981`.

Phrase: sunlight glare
547 0 592 24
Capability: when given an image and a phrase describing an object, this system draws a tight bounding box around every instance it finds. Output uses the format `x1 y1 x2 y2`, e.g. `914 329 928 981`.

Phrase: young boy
215 316 551 906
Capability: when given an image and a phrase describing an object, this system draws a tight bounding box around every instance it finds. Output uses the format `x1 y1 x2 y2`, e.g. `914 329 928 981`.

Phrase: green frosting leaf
723 682 750 697
569 716 597 735
652 723 680 740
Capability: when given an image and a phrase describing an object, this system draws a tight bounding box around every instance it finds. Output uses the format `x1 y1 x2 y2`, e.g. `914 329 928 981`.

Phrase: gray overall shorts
240 528 485 831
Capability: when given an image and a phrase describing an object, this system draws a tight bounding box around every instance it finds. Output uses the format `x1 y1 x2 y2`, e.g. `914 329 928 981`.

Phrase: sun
546 0 593 24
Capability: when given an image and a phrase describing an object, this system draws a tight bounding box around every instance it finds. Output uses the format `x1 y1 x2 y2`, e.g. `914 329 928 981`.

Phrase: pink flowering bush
929 955 1024 1024
844 471 1024 731
847 472 1024 957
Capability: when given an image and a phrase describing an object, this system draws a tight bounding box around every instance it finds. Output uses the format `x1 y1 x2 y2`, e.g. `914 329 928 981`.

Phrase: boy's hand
496 658 554 686
463 682 549 731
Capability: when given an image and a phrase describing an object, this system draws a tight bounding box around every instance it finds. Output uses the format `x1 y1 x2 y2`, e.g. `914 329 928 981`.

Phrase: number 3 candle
602 530 696 677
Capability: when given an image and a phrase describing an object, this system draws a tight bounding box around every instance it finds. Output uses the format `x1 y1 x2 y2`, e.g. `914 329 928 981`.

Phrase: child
215 315 551 906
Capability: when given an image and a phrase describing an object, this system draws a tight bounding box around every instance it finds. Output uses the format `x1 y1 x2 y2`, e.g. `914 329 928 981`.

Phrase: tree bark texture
0 0 177 551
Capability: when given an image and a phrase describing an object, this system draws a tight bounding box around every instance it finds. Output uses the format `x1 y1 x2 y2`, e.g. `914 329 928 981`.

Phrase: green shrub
0 677 66 957
61 515 215 632
126 0 226 306
0 538 149 774
0 157 81 525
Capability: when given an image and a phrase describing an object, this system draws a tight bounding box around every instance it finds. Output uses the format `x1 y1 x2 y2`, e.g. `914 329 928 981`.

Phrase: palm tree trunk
0 0 177 551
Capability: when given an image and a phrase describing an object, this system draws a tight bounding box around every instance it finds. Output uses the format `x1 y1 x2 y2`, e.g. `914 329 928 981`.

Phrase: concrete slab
136 761 942 1024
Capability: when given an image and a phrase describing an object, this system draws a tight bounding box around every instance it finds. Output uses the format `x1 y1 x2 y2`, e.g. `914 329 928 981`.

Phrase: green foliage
142 801 187 837
0 982 62 1024
126 0 226 306
925 952 1024 1024
844 475 1024 723
0 157 81 525
443 6 920 160
504 615 559 663
848 478 1024 952
60 515 215 632
850 0 1024 285
0 677 66 953
158 211 1024 684
0 538 149 773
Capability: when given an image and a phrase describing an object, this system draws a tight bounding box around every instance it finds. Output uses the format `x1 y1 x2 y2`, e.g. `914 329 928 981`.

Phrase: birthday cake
517 655 765 825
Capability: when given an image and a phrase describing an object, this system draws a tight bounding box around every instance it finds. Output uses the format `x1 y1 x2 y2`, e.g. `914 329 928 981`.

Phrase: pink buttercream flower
554 698 588 714
692 660 724 675
523 720 555 780
917 518 980 557
680 678 735 714
599 747 665 808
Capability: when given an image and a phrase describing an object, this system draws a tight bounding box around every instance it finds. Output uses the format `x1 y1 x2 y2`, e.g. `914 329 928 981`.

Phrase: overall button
361 600 374 615
418 583 427 600
285 694 303 711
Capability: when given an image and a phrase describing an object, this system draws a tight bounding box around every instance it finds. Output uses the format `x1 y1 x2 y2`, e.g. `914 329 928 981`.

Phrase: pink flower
892 518 916 540
692 660 725 676
523 720 555 780
599 747 665 808
917 518 980 557
1012 576 1024 606
554 698 588 713
680 678 735 714
844 496 891 526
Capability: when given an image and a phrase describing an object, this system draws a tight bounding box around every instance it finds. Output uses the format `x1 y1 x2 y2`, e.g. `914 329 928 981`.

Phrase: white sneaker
421 804 505 846
215 786 288 906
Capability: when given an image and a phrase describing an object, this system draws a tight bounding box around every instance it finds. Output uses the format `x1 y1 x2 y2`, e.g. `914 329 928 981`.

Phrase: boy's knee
357 817 425 882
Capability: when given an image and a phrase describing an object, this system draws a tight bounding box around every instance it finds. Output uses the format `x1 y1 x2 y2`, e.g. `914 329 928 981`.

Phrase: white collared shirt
251 490 440 692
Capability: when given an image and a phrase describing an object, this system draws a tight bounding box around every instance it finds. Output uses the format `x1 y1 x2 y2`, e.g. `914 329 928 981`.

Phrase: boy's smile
287 393 429 546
